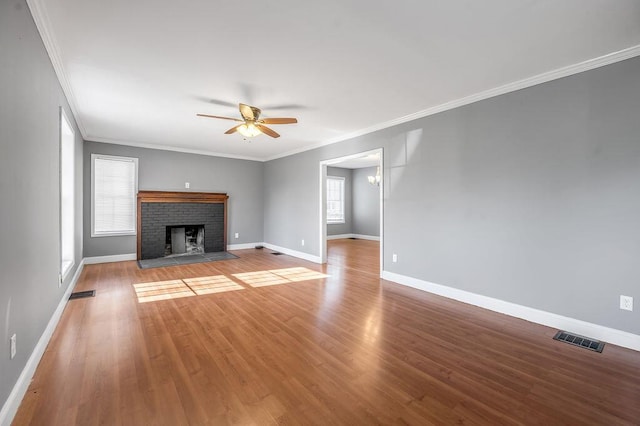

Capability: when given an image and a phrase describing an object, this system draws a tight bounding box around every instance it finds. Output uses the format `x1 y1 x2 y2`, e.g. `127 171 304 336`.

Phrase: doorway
318 148 383 275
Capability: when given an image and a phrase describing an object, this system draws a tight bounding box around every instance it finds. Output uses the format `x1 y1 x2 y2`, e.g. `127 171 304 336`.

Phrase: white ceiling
30 0 640 161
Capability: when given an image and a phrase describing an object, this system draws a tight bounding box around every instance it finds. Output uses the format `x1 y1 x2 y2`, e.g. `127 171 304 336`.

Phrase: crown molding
265 44 640 162
26 0 88 138
85 136 264 162
25 0 640 164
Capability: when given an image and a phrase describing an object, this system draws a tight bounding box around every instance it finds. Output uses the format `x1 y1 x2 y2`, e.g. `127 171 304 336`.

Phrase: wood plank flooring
13 239 640 425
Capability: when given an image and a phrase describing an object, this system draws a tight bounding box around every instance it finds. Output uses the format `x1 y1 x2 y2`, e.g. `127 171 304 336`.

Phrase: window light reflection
183 275 244 295
233 267 328 287
133 280 196 303
133 267 329 303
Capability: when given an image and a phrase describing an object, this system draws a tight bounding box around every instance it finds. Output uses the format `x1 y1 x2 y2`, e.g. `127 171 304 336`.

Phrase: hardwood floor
13 239 640 425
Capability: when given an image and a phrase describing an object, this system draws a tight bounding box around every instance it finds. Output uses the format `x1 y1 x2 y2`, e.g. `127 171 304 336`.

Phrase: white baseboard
0 259 85 426
227 242 262 250
262 243 322 264
327 234 352 240
327 233 380 241
83 253 136 264
352 234 380 241
381 271 640 352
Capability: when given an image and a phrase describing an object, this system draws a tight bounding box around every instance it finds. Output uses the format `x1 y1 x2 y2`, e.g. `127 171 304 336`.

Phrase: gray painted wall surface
1 0 84 412
352 167 380 237
264 57 640 335
326 167 352 236
83 141 264 257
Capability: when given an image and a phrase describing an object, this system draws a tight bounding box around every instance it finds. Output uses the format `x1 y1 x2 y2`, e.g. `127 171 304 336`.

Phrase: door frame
318 148 383 275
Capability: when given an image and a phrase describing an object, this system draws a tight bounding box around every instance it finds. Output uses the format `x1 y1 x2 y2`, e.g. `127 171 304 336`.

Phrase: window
60 109 75 278
327 176 345 224
92 154 138 236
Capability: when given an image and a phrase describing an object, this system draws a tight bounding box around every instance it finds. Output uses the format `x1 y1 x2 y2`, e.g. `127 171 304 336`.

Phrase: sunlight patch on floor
133 280 196 303
270 267 328 282
183 275 244 295
233 267 328 287
232 271 289 287
133 268 329 302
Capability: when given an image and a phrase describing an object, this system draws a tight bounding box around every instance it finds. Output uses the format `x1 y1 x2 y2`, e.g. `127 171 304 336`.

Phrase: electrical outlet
10 334 16 359
620 295 633 311
185 182 190 189
392 254 398 263
234 232 239 239
301 239 305 246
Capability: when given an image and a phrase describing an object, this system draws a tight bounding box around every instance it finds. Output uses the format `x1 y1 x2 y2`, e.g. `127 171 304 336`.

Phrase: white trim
381 271 640 352
319 163 328 263
26 0 87 138
262 243 322 264
353 234 380 241
59 107 75 280
326 175 346 224
326 234 353 240
227 243 262 250
265 45 640 162
378 153 384 274
24 0 640 165
326 233 380 241
319 148 384 273
321 149 383 166
83 253 136 264
0 259 85 426
86 137 264 163
91 154 138 237
27 0 640 165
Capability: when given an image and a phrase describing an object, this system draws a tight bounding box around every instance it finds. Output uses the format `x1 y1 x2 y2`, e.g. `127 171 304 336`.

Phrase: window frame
60 108 75 279
91 153 139 237
326 176 346 224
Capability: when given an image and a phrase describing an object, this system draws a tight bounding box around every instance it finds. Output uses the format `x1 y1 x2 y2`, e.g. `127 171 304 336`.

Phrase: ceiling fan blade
260 117 298 125
197 113 243 122
256 124 280 138
224 124 243 134
261 104 307 111
239 103 261 121
206 99 237 108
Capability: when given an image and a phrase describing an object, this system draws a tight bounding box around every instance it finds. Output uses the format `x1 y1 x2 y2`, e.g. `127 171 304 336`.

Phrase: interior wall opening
318 148 383 275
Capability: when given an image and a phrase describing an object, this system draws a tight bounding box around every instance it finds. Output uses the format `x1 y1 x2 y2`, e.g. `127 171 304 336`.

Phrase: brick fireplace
137 191 229 260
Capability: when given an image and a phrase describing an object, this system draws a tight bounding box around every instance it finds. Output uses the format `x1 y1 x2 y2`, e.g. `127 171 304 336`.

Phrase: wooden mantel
137 191 229 260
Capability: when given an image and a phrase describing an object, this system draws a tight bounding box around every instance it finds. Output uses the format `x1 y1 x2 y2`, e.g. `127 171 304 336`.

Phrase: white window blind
327 176 345 224
92 154 138 236
60 109 75 277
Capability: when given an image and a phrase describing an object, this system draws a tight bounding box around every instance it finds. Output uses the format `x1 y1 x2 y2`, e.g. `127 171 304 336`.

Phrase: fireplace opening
165 225 205 257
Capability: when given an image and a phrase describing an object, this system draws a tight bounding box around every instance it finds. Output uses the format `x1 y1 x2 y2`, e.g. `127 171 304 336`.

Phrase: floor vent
348 237 358 240
553 331 604 353
271 252 284 255
69 290 96 300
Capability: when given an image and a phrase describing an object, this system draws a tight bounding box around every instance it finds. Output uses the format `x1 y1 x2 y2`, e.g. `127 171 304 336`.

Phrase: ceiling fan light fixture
237 122 261 137
197 103 296 139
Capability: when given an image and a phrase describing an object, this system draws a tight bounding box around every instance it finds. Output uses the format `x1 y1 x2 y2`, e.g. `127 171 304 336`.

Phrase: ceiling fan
197 103 298 138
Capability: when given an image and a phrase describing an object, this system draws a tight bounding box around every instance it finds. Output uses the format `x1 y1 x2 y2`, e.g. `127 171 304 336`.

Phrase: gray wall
0 0 84 413
83 141 264 257
264 56 640 335
326 167 352 236
352 167 380 237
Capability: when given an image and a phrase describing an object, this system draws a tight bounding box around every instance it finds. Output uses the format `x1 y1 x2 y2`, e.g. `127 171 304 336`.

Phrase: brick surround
137 191 228 260
140 203 224 259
